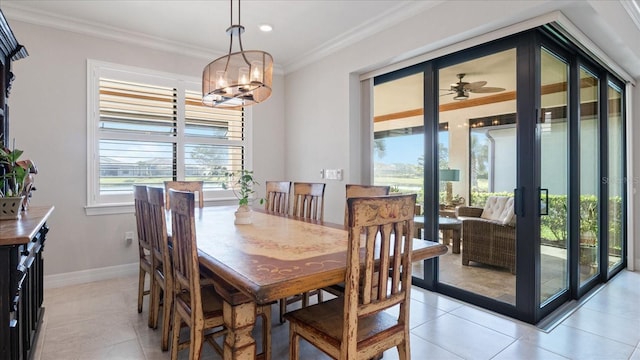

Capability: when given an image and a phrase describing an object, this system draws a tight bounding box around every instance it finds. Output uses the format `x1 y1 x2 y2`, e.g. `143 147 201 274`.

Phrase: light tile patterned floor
33 270 640 359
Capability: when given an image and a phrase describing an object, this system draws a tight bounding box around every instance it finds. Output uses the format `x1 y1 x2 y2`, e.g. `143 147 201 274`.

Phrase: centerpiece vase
234 204 253 225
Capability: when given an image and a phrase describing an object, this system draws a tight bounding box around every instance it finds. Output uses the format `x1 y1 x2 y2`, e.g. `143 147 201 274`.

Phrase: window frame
86 60 253 215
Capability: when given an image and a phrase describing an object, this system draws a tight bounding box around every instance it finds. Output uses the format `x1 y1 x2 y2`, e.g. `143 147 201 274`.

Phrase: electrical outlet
125 231 134 246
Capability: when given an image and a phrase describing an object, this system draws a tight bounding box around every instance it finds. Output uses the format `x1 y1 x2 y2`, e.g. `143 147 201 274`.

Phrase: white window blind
87 60 250 212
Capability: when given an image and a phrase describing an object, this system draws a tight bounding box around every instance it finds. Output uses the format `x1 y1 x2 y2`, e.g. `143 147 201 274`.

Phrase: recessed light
259 24 273 32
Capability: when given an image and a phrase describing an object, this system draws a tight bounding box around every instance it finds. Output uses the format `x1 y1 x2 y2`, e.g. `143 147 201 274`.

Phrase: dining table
168 205 448 360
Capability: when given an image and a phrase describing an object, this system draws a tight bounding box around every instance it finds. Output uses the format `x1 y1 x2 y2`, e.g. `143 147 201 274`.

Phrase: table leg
452 228 461 254
443 229 452 245
223 301 257 360
414 223 424 239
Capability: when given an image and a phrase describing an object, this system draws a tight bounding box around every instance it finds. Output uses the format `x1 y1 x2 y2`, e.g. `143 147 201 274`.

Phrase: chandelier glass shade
202 2 273 108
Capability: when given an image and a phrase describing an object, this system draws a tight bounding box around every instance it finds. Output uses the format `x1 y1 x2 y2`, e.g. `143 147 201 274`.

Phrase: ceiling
2 1 640 79
1 0 439 73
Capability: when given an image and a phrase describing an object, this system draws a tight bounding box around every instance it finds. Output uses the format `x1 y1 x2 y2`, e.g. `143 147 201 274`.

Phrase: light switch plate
324 169 343 181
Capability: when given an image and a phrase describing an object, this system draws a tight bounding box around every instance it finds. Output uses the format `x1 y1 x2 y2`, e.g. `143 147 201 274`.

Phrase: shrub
468 191 622 245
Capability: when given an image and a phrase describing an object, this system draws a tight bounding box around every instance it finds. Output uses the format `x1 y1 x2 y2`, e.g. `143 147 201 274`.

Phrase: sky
375 132 448 165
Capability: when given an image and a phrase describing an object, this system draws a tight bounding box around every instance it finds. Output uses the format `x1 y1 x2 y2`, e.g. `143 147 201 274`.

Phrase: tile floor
33 270 640 359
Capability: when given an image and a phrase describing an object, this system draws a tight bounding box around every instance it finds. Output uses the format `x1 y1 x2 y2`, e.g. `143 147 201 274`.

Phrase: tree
470 132 489 191
190 146 226 177
374 139 386 159
438 142 449 168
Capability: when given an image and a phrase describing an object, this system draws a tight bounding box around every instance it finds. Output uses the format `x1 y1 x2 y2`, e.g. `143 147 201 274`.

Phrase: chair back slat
147 187 171 282
164 180 204 209
344 184 390 225
265 181 291 214
169 189 203 314
292 182 326 221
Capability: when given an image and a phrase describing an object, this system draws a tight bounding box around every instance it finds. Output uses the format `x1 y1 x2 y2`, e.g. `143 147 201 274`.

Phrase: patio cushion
480 196 515 226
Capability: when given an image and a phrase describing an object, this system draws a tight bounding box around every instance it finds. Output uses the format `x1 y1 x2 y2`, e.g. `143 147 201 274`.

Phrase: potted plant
0 145 37 219
222 169 263 224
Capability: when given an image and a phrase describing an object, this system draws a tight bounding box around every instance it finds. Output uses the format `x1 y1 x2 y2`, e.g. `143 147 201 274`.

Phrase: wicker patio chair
458 196 516 274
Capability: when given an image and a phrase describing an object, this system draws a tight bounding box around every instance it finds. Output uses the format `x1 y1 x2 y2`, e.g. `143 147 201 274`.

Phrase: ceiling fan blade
463 81 487 91
470 86 506 93
440 92 454 97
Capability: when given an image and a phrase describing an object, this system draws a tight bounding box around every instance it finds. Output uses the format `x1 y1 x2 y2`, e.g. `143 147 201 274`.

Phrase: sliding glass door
437 48 518 305
371 68 427 279
539 48 570 305
578 66 601 286
606 83 625 274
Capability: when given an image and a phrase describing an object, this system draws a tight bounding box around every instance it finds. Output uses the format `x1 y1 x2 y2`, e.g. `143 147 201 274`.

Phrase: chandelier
202 0 273 108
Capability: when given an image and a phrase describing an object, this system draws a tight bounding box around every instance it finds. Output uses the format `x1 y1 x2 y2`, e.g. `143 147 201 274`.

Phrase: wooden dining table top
169 206 448 305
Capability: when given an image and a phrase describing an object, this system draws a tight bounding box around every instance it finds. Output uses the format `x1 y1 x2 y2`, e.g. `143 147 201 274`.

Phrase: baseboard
44 263 138 289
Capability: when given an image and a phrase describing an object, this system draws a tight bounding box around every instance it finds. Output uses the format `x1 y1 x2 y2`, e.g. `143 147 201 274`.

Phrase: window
87 60 251 214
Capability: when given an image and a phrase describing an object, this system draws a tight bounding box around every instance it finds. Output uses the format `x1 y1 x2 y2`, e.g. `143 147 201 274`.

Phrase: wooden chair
265 181 291 214
169 189 226 359
133 185 154 320
147 186 174 351
344 184 390 226
285 194 416 360
169 190 272 360
164 180 204 209
291 182 325 221
279 182 326 323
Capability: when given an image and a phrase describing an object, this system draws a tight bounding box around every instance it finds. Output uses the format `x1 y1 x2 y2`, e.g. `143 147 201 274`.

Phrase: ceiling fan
440 73 505 100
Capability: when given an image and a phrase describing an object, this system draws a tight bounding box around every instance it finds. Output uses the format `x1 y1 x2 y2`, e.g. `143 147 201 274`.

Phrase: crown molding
2 3 213 59
283 1 444 74
620 0 640 32
1 3 285 75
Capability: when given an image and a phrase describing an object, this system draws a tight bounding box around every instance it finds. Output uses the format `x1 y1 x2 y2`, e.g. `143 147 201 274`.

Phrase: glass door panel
539 48 569 304
372 72 425 279
579 67 600 285
437 49 517 304
607 83 624 272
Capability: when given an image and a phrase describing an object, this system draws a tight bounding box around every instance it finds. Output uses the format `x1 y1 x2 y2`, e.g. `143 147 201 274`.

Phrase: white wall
7 21 285 279
284 2 639 263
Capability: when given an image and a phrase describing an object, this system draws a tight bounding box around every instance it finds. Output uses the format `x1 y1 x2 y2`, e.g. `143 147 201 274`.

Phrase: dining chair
133 185 154 320
265 181 291 214
146 186 174 351
285 194 416 360
169 189 226 359
164 180 204 209
279 182 326 323
169 189 272 360
291 182 325 221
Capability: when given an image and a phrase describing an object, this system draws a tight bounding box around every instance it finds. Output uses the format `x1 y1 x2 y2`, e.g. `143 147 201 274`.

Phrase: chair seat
322 283 345 297
285 298 403 347
175 285 224 319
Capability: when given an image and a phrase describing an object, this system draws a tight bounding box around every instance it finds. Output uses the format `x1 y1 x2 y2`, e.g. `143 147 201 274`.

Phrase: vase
234 205 253 225
0 196 24 220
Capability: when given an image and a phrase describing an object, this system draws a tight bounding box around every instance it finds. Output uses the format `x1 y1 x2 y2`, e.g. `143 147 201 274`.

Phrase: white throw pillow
480 196 515 226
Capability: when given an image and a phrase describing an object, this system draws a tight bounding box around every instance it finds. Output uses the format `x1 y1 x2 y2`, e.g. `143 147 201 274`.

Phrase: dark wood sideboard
0 10 46 359
0 206 54 360
0 9 28 148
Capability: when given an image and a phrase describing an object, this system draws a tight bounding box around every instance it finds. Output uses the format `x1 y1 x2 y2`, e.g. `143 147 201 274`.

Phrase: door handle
514 188 524 216
539 188 549 216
